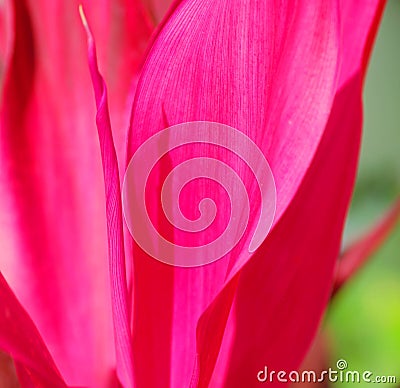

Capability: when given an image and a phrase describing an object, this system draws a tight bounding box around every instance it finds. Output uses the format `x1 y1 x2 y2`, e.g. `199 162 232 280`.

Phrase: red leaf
334 198 400 295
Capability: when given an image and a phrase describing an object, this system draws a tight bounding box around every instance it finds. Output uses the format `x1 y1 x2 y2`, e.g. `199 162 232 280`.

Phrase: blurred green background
326 0 400 386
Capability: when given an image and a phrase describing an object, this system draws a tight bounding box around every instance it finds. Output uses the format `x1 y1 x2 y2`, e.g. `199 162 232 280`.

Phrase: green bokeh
326 1 400 387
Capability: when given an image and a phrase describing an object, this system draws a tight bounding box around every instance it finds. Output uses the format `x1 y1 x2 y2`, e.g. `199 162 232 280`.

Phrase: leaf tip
78 4 88 29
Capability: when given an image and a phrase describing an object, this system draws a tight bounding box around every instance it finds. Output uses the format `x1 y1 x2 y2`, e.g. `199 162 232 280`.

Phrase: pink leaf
0 0 151 386
125 0 385 386
80 6 134 387
0 272 66 388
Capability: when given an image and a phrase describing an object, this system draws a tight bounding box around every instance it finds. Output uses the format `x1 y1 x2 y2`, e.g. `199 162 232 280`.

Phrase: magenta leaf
0 272 67 387
80 7 134 387
0 0 151 386
126 0 385 386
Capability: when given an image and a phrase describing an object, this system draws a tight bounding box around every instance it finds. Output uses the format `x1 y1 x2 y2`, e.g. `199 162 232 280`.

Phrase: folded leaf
210 1 385 385
125 0 377 386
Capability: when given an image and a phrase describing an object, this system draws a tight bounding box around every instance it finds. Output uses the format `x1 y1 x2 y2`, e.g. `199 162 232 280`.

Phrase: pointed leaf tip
81 9 134 386
78 5 88 29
